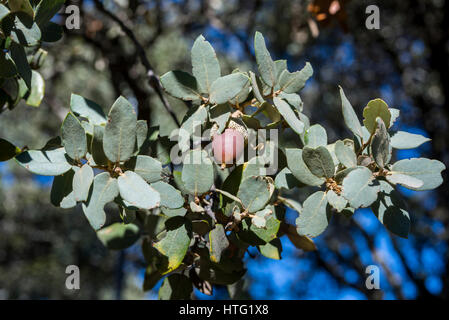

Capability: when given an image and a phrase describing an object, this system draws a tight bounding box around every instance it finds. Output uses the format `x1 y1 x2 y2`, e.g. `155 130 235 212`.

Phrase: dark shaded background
1 0 448 299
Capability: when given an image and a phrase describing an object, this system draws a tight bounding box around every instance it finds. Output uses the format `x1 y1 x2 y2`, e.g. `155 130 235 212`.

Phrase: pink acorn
212 128 245 165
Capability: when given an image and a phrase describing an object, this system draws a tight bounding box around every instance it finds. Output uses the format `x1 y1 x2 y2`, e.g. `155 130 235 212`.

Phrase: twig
93 0 181 127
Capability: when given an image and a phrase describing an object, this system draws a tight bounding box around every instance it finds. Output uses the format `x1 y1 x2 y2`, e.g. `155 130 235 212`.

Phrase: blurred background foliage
1 0 448 299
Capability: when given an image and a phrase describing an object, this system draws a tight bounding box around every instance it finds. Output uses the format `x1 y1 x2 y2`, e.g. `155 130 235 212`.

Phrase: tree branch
93 0 181 127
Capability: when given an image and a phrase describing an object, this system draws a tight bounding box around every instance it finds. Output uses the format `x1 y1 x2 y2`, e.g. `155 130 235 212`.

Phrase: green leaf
273 96 304 135
278 62 313 93
117 171 160 209
389 108 400 128
181 149 214 195
9 42 32 88
274 167 302 190
154 217 191 274
342 167 380 208
286 148 325 186
124 155 162 183
390 131 431 149
209 73 250 105
97 222 140 250
209 104 231 134
82 172 119 230
296 191 330 238
0 138 20 161
91 125 109 166
274 59 287 82
15 147 71 175
2 13 41 46
103 96 137 163
161 206 187 218
278 92 303 112
61 112 87 160
135 120 148 151
70 94 107 125
160 70 201 101
0 4 10 22
191 35 221 94
326 190 348 212
0 51 16 78
386 173 423 189
177 104 208 152
249 71 265 103
252 207 273 228
158 274 193 300
25 70 45 106
209 224 229 263
237 176 272 213
151 181 184 209
50 169 76 208
339 86 363 138
72 163 94 202
258 238 282 260
304 124 327 148
279 197 302 214
302 146 335 178
390 158 446 191
372 180 410 238
370 117 391 168
363 99 391 134
198 258 246 285
284 223 317 251
335 140 357 168
8 0 34 18
240 205 281 244
254 31 276 87
39 21 62 42
34 0 65 26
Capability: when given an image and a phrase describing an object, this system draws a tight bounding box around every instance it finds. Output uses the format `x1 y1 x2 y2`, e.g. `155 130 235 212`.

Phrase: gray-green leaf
160 70 201 101
302 146 335 178
254 31 276 87
372 180 410 238
72 163 94 202
296 191 330 238
117 171 161 209
278 62 313 93
82 172 119 230
103 96 137 163
15 148 71 176
335 140 357 168
61 112 87 161
370 117 391 168
237 176 272 213
273 96 304 135
339 86 363 138
342 167 380 208
209 224 229 263
151 181 184 209
97 222 140 250
209 73 250 105
181 150 214 195
286 148 325 186
304 124 327 148
326 190 348 212
70 94 107 125
390 158 445 191
390 131 431 149
124 155 162 183
191 35 221 94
